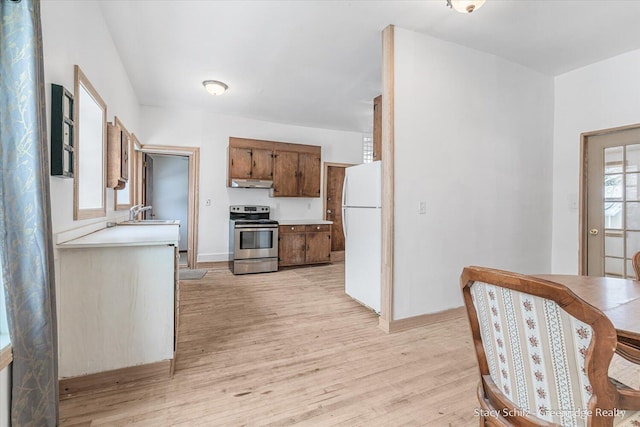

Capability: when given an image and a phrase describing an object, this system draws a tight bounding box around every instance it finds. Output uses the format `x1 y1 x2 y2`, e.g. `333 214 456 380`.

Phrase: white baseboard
378 306 466 333
197 252 230 263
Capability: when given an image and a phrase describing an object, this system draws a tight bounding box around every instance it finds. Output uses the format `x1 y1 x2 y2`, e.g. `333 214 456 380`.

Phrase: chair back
461 266 619 426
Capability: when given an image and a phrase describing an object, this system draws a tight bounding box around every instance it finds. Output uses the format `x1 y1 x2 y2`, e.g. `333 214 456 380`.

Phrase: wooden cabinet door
305 231 331 264
325 166 346 251
279 232 306 266
298 152 321 197
273 150 299 197
251 148 273 180
229 147 253 179
121 131 129 180
373 95 382 161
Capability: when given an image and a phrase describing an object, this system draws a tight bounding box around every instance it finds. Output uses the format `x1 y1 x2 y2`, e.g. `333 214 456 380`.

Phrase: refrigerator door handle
342 174 348 238
342 174 348 208
342 207 347 239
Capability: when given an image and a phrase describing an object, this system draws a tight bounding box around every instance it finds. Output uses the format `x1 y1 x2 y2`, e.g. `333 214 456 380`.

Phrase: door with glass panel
585 126 640 277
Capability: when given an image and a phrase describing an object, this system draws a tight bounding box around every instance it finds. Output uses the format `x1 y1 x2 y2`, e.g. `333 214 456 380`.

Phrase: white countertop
277 219 333 225
57 224 179 248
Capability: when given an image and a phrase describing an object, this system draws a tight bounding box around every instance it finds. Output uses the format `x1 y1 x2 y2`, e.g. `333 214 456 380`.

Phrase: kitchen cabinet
373 95 382 161
304 225 332 263
272 151 299 197
298 152 321 197
228 146 273 184
227 137 321 197
56 224 178 393
278 225 306 266
107 117 130 189
278 223 331 267
273 150 321 197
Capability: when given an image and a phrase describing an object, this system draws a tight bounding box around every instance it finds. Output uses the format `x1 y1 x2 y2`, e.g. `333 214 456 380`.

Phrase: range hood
231 179 273 189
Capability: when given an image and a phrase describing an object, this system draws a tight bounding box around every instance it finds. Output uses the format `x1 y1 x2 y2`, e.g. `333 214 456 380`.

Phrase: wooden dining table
535 274 640 363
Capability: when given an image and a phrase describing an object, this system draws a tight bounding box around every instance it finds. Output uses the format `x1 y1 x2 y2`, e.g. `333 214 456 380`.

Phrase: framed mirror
73 65 107 220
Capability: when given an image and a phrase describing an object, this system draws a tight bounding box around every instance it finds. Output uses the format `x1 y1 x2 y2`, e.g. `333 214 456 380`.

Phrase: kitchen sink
118 220 179 225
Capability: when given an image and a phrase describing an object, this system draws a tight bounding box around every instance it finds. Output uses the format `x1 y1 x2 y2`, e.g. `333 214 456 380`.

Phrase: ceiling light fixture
446 0 485 13
202 80 229 96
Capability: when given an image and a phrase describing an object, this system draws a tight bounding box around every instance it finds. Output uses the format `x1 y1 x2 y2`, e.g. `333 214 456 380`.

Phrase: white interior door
585 126 640 277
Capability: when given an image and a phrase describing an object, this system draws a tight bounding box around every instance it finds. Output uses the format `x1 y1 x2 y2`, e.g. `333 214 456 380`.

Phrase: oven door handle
234 225 278 230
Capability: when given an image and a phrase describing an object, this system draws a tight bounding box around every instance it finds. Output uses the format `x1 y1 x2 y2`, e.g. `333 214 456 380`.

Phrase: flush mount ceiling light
202 80 229 96
447 0 485 13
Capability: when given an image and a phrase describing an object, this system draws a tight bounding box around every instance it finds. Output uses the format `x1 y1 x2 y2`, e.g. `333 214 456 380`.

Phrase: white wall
552 49 640 273
139 107 363 262
42 1 141 235
392 28 555 320
41 0 142 382
149 155 189 251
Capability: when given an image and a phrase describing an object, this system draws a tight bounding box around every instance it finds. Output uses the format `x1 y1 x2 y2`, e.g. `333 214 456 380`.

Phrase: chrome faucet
129 204 153 221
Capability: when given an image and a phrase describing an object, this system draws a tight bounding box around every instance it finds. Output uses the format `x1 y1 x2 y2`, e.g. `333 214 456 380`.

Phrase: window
363 135 373 163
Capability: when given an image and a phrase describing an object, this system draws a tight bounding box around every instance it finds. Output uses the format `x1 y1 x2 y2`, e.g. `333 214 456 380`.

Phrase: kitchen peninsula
56 224 179 395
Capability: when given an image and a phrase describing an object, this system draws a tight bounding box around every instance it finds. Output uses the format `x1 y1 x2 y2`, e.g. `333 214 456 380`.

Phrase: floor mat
179 269 207 280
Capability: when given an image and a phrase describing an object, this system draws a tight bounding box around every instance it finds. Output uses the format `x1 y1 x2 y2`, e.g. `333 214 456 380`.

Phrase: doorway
144 154 189 265
135 145 200 269
323 162 353 252
580 125 640 277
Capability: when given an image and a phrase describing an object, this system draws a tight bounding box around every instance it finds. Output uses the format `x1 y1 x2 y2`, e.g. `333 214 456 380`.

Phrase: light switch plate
418 201 426 214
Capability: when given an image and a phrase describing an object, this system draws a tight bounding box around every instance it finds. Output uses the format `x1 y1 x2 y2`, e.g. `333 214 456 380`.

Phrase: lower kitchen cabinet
56 225 179 390
278 224 331 267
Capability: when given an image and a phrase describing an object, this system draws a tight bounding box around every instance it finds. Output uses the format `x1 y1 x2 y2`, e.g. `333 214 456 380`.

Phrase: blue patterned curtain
0 0 59 425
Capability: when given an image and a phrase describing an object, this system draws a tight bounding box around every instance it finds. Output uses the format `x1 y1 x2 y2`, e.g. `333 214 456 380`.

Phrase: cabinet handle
291 227 295 230
316 226 320 230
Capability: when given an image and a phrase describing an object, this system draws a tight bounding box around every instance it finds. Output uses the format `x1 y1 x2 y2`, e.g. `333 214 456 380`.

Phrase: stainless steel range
229 205 279 275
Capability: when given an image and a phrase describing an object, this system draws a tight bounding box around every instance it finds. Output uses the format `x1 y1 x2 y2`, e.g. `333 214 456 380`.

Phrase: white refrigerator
342 161 381 313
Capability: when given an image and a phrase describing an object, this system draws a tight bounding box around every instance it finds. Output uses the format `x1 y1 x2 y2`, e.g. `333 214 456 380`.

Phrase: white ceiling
99 0 640 134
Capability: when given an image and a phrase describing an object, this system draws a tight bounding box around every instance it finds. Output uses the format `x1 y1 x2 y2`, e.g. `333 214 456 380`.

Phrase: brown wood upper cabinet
373 95 382 161
228 137 321 198
273 150 321 197
107 117 130 190
228 146 273 182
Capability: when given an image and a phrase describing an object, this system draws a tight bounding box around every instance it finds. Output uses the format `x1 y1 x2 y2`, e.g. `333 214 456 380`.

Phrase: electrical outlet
418 201 426 214
205 199 211 206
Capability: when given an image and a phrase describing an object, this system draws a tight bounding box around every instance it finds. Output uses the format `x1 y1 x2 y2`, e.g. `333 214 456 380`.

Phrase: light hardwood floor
58 262 481 426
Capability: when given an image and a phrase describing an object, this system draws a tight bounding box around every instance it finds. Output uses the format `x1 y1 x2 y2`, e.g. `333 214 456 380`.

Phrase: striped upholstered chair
461 266 640 426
